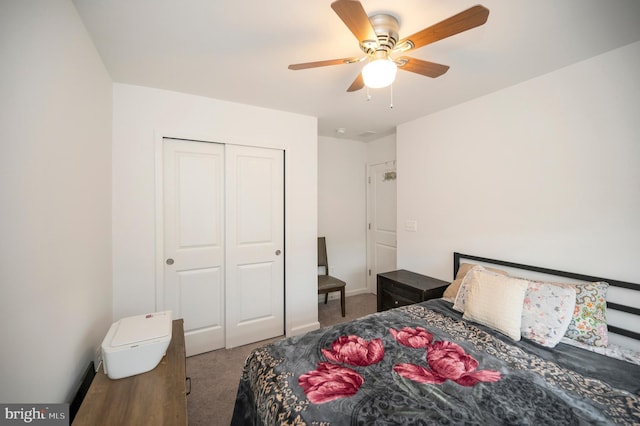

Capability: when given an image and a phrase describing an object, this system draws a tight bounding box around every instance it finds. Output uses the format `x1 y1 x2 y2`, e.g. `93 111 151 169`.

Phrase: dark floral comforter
231 300 640 425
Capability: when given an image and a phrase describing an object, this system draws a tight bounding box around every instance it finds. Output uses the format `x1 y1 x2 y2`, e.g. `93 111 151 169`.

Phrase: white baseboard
319 287 371 303
287 321 320 337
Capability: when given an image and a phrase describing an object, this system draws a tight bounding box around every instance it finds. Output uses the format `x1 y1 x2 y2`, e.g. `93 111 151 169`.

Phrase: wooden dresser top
73 319 187 425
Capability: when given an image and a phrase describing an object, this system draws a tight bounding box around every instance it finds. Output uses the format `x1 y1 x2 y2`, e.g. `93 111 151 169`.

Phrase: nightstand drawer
380 287 420 311
381 279 422 301
377 270 449 312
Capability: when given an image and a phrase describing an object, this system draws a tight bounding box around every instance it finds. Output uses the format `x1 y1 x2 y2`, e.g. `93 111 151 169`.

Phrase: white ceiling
73 0 640 142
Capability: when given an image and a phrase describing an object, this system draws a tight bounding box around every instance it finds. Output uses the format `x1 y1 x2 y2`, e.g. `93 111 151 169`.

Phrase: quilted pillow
564 281 609 347
453 265 501 312
442 263 508 302
520 282 576 347
463 271 530 341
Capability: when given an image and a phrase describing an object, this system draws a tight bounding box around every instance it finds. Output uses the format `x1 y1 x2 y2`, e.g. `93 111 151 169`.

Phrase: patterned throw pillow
564 281 609 347
520 282 576 347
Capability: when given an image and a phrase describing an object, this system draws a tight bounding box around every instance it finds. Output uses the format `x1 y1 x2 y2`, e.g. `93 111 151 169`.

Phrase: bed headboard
453 252 640 347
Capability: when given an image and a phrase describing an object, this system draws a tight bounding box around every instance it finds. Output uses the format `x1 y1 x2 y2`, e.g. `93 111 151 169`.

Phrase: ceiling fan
288 1 489 92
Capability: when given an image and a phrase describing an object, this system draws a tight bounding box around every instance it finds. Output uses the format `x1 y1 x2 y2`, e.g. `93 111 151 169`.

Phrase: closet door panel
163 138 225 356
225 145 284 348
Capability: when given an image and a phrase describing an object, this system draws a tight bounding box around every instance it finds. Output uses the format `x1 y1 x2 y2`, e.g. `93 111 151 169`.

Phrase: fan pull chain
366 86 371 101
390 84 394 109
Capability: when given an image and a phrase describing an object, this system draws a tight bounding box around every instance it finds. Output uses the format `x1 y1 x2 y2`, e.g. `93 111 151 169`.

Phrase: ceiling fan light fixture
362 58 397 89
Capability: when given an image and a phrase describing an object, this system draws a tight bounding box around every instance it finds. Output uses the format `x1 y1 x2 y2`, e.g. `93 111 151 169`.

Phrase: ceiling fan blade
288 57 361 70
396 57 449 78
347 73 364 92
331 0 377 42
397 5 489 52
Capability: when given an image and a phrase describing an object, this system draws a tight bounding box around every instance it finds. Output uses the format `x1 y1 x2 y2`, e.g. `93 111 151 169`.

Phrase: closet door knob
275 250 281 256
166 258 174 265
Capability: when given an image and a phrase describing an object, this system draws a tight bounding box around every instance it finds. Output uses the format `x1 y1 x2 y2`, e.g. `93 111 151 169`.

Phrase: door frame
153 130 287 335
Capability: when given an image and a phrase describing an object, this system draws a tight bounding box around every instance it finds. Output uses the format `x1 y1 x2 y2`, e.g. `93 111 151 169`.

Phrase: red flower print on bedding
298 362 364 404
394 340 501 386
390 326 434 348
299 335 383 404
299 329 500 405
321 335 385 366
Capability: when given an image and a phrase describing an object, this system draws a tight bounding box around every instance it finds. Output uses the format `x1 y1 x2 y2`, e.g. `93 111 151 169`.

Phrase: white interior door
225 145 284 348
367 161 397 293
163 138 225 356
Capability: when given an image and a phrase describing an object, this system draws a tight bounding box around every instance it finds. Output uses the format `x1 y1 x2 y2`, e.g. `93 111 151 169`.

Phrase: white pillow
443 263 509 303
462 270 530 341
520 281 576 347
453 265 498 312
560 338 640 366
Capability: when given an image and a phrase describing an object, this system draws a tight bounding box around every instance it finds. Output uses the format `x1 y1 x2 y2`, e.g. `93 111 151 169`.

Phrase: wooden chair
317 237 346 317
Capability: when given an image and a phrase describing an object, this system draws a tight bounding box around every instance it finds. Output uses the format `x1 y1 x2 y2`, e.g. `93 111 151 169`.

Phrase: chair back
318 237 329 275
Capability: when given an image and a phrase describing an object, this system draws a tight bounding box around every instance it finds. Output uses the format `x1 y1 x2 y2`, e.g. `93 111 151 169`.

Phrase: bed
231 252 640 425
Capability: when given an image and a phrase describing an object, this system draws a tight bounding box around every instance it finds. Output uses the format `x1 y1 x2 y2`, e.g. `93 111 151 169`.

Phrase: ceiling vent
358 130 377 138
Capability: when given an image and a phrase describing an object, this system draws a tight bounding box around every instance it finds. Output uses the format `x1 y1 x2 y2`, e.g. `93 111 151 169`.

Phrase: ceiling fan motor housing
360 14 399 55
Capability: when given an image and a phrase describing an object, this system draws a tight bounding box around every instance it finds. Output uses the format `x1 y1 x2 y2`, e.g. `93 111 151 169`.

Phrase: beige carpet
186 293 377 425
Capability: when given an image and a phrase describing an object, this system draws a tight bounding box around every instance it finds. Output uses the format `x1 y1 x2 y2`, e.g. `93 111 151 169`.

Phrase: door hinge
368 223 371 230
368 269 371 276
368 176 371 184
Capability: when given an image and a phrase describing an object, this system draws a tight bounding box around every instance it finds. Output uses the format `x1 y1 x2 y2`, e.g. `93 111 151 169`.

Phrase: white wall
366 133 396 166
0 0 113 403
112 83 319 337
318 136 368 295
397 41 640 285
317 134 397 298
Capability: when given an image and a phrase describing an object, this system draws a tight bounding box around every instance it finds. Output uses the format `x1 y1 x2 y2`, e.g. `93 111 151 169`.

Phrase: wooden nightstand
377 269 449 312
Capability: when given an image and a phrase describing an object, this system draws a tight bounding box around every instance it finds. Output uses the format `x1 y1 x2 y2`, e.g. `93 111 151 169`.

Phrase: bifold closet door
162 138 284 355
163 138 225 356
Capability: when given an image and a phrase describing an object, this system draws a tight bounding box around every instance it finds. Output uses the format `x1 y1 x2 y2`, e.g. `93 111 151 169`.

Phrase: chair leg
340 288 345 317
324 293 328 304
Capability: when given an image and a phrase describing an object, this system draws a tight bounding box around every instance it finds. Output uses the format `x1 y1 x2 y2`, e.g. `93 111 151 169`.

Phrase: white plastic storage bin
101 311 173 379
